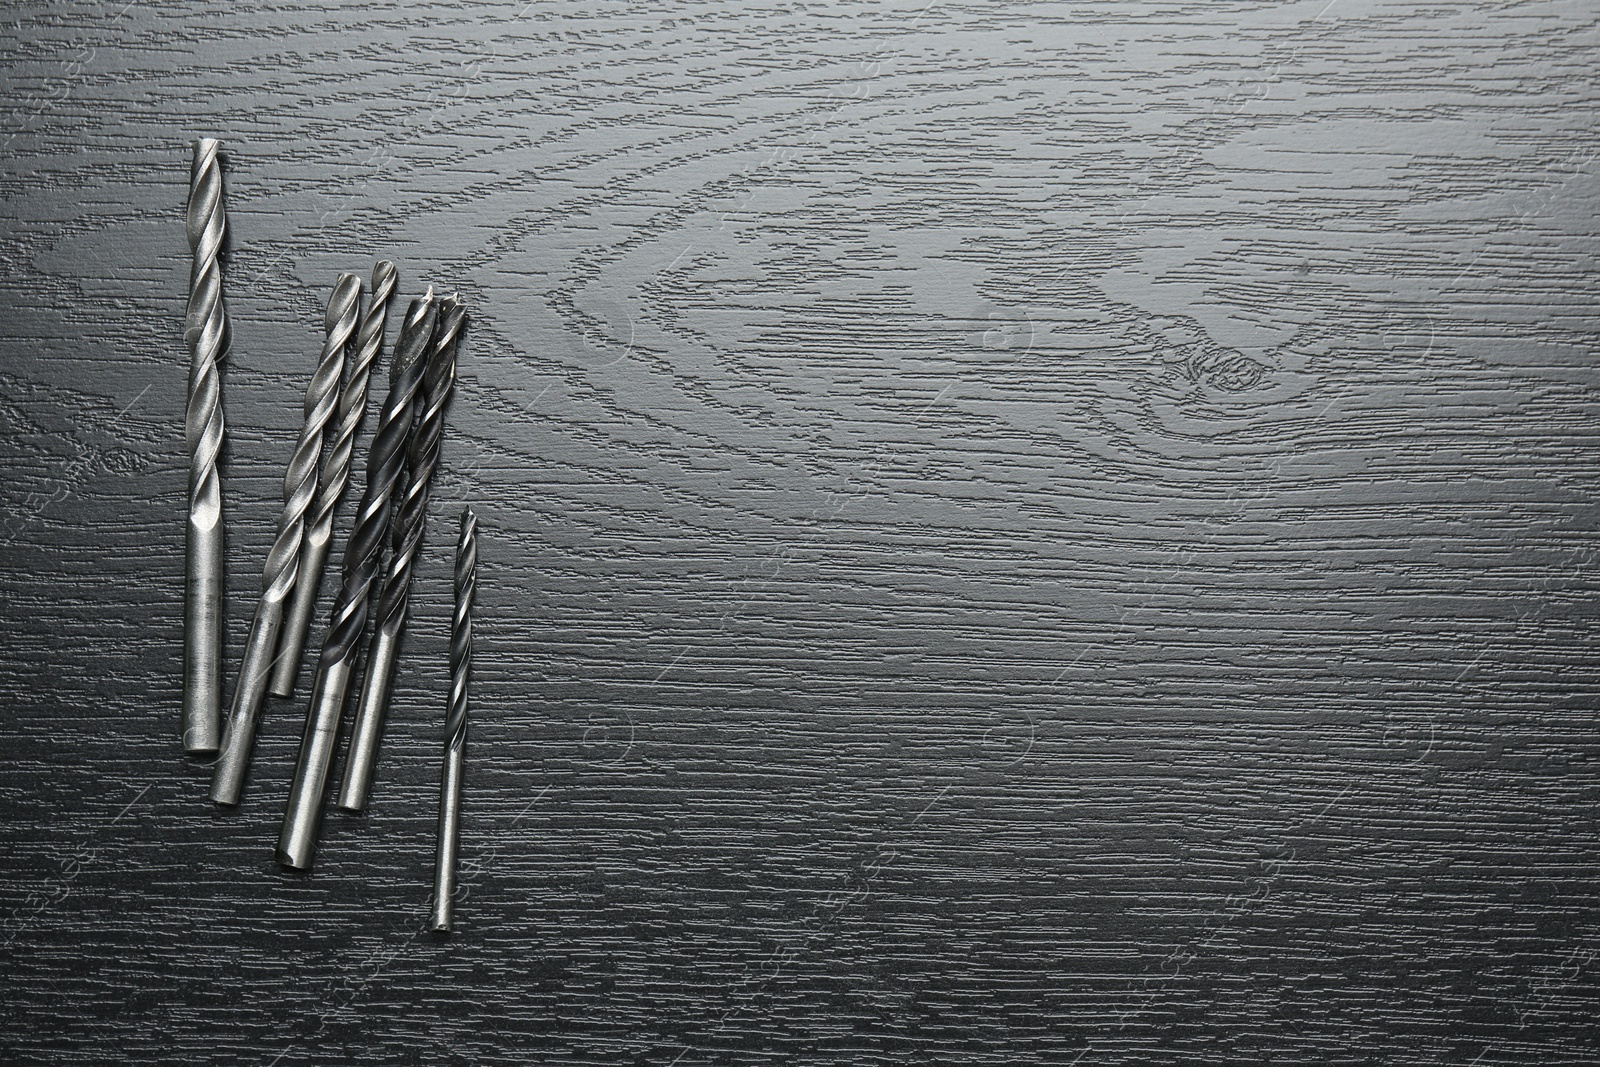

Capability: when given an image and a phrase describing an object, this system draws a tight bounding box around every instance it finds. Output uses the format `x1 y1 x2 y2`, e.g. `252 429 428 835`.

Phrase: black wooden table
3 2 1598 1062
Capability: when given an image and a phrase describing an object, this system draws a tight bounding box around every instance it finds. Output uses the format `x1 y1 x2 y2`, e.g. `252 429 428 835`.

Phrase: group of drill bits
180 138 478 932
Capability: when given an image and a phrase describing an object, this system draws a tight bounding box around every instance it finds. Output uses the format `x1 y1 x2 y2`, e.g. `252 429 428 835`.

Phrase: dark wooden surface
2 1 1599 1062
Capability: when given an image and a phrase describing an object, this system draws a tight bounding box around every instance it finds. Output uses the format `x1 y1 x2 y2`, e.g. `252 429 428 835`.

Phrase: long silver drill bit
431 507 477 933
210 273 361 805
270 261 399 697
278 290 438 870
182 137 229 755
339 297 466 811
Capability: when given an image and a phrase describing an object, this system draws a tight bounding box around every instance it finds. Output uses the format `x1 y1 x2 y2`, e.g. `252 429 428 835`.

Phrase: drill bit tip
390 291 437 381
326 273 361 326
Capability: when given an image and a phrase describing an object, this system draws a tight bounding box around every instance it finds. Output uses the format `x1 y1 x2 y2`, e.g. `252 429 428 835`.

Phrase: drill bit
270 261 399 698
339 296 465 811
278 289 438 870
182 136 229 755
430 507 477 933
211 273 361 806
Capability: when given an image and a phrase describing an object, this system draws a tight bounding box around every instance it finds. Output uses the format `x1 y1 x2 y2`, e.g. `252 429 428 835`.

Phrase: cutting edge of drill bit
389 284 435 380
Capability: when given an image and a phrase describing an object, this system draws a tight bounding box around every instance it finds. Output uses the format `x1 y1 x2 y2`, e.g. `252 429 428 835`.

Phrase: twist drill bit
270 261 399 697
182 137 229 755
211 273 361 806
278 290 438 870
431 507 477 933
339 296 466 811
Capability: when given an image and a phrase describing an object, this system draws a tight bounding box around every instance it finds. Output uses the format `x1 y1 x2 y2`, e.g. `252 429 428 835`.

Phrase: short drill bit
182 136 229 755
211 273 361 806
270 261 399 697
278 290 438 870
339 296 466 811
431 507 477 933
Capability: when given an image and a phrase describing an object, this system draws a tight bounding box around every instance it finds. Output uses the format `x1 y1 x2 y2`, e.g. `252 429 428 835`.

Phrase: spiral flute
340 296 466 811
182 137 229 755
211 273 361 805
278 290 438 870
271 261 399 697
431 507 477 933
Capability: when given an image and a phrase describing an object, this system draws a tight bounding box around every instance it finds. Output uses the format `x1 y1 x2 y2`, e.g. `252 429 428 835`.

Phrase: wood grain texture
2 0 1598 1062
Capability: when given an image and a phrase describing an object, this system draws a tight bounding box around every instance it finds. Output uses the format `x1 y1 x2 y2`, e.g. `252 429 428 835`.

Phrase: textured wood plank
2 0 1599 1062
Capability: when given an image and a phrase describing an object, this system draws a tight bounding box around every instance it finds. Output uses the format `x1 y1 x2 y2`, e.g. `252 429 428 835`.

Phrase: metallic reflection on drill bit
211 273 360 805
277 290 437 871
431 507 477 933
182 137 228 755
271 261 399 697
339 297 465 812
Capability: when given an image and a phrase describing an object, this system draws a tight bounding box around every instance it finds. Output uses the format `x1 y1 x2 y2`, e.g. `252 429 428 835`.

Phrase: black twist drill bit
339 296 466 811
182 136 229 755
211 272 361 805
271 261 399 697
431 506 477 933
278 289 437 871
